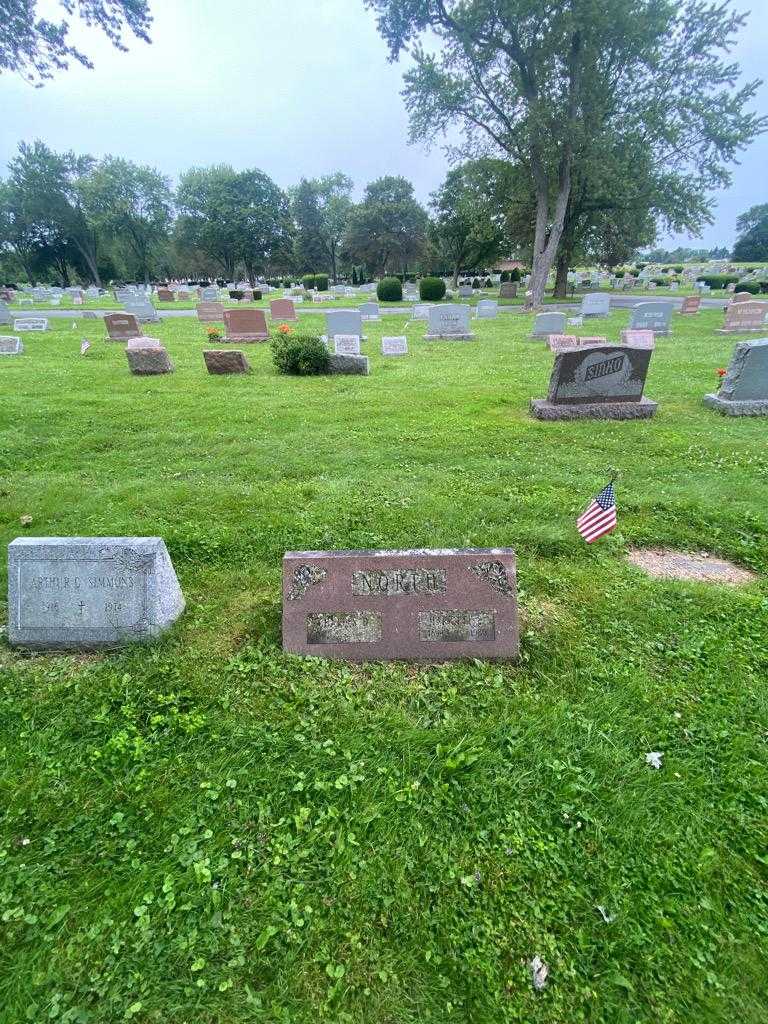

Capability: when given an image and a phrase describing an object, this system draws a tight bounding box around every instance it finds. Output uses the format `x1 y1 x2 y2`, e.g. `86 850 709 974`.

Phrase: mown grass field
1 309 766 1023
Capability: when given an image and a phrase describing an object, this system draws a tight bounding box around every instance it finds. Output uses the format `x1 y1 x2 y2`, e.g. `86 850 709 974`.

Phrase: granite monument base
530 397 658 420
703 393 768 416
328 354 369 375
423 332 475 341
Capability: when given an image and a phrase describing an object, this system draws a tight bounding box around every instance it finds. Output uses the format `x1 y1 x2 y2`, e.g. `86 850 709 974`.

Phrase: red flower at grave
278 324 293 335
716 367 727 379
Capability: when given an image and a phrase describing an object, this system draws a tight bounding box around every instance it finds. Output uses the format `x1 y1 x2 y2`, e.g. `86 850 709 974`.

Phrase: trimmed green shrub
420 276 447 301
500 270 510 282
471 277 480 288
510 268 521 282
253 290 262 301
377 276 403 301
228 290 244 300
695 274 739 290
651 277 669 287
674 265 684 273
315 274 329 291
732 281 763 295
614 270 625 278
484 278 493 287
302 274 316 291
271 332 330 376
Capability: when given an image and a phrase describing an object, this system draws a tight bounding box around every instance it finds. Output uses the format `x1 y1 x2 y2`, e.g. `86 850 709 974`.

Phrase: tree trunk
553 250 570 298
330 244 338 284
452 262 460 288
524 165 572 310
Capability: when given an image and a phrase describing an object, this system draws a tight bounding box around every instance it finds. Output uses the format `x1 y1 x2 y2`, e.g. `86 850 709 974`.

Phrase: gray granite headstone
531 312 566 338
125 300 159 323
530 344 657 420
476 300 498 319
499 282 517 299
425 304 474 339
579 293 610 317
7 536 185 650
0 335 23 355
703 338 768 415
326 309 364 340
0 301 10 326
411 304 430 320
359 302 380 320
629 302 673 335
333 334 361 355
14 318 48 332
458 285 473 298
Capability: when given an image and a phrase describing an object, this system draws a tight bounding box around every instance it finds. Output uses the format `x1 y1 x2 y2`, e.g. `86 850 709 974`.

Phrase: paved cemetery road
33 295 732 320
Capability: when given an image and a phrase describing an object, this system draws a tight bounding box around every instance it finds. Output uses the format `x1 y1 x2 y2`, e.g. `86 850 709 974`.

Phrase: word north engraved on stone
418 610 496 642
306 611 383 644
351 568 447 596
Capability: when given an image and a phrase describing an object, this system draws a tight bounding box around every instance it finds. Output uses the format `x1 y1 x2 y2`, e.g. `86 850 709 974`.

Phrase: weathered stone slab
196 302 225 323
530 344 657 420
203 349 251 374
327 354 369 375
282 548 519 661
531 312 566 338
270 299 297 321
703 338 768 415
0 335 23 355
719 300 768 334
7 536 185 651
326 310 365 340
679 295 701 315
13 318 48 332
381 335 408 355
126 336 161 351
126 345 173 375
629 302 673 335
476 299 498 318
411 304 430 320
425 304 474 339
499 282 517 299
359 302 380 320
124 300 159 323
156 288 175 302
105 313 142 341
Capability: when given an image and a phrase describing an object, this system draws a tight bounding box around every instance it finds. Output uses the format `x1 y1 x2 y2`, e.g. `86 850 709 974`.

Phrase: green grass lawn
1 310 766 1023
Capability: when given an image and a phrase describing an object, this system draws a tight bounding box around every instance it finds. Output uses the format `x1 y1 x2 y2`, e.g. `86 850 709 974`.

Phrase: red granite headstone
282 548 519 662
720 300 768 334
104 313 142 341
679 295 701 315
223 307 269 342
196 302 225 323
270 298 298 321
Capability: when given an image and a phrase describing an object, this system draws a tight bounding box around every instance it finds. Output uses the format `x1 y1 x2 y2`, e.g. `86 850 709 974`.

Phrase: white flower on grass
596 905 615 924
645 751 664 769
529 955 549 991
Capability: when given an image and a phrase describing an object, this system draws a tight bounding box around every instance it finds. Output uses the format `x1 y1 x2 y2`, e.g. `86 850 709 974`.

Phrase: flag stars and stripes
577 481 617 543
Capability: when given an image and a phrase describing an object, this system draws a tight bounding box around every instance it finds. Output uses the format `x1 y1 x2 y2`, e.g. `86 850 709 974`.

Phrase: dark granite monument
203 349 251 374
283 548 519 662
530 344 657 420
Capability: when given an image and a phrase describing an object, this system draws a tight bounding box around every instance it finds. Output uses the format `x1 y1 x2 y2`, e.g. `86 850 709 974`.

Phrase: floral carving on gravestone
469 560 515 596
100 546 154 574
287 564 327 601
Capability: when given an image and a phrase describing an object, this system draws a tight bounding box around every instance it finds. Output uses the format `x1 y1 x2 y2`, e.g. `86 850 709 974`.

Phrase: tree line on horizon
1 140 762 297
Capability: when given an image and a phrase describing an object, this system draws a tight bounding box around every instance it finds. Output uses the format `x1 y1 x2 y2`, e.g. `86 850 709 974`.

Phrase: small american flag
577 480 617 543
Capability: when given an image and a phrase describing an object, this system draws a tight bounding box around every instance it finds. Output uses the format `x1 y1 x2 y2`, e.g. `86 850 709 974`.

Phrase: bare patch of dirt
627 548 757 586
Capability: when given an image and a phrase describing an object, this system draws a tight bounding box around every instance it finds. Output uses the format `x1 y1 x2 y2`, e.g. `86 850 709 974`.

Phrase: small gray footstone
7 536 185 651
530 397 658 420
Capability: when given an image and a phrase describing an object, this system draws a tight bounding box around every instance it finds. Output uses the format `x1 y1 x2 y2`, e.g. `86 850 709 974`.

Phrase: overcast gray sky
2 0 766 250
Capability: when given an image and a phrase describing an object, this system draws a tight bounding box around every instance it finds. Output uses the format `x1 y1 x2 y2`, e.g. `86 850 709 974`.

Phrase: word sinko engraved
351 568 447 597
584 354 625 382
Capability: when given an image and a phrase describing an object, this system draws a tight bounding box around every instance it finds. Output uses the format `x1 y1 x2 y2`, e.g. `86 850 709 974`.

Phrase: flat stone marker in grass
620 329 656 348
628 548 756 586
530 344 657 420
269 299 297 321
0 335 23 355
203 349 251 374
679 295 701 315
222 308 269 342
531 312 566 338
425 304 474 340
196 302 225 323
328 353 369 375
13 318 48 332
105 313 142 341
381 336 408 356
629 301 673 335
719 300 768 334
126 344 174 375
703 338 768 416
7 536 185 651
333 334 361 355
282 547 519 662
